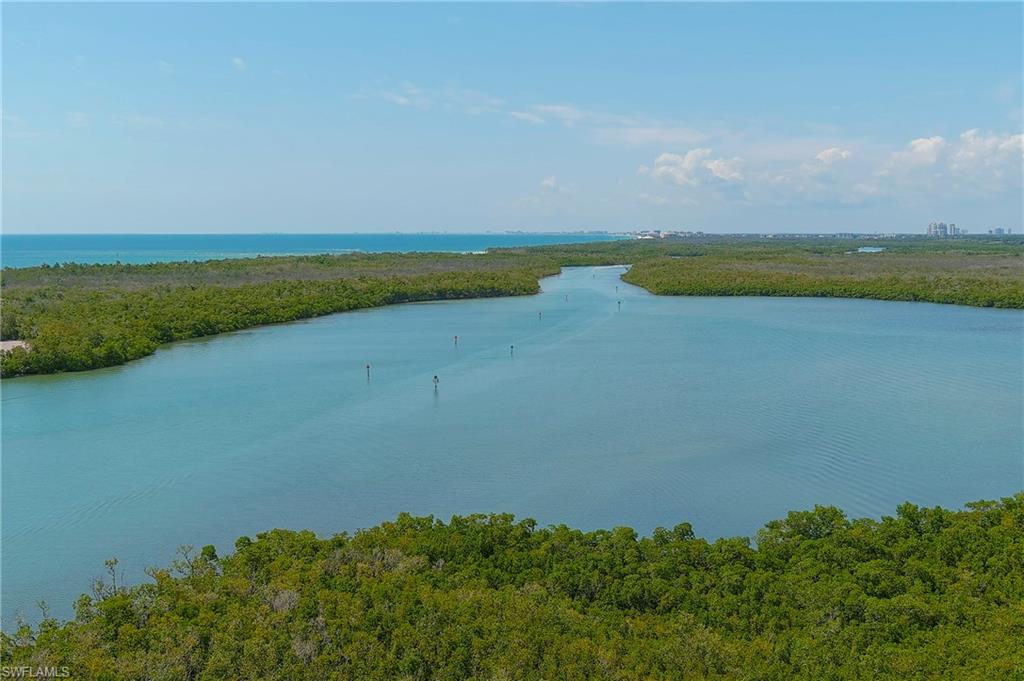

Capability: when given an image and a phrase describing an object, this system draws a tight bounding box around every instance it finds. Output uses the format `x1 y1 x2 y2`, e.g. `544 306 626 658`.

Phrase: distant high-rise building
927 222 961 237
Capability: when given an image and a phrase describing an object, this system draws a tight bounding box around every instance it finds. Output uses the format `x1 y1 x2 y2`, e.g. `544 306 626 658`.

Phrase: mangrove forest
2 237 1021 377
2 494 1021 679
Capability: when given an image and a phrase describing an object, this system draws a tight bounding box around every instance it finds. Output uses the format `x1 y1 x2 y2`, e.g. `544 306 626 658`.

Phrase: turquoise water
0 233 621 268
2 266 1022 624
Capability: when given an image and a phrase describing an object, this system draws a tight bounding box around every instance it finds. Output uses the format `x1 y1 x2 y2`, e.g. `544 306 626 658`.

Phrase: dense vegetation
0 254 559 376
2 237 1021 376
513 236 1024 308
622 249 1024 308
2 494 1021 679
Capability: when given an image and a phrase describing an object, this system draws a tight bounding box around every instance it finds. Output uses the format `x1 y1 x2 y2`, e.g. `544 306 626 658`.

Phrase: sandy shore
0 340 29 352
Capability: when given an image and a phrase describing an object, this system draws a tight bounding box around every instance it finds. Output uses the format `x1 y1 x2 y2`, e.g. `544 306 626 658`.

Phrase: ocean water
2 266 1022 624
0 233 622 268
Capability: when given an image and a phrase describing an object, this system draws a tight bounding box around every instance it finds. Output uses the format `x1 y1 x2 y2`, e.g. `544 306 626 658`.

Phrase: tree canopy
3 494 1021 679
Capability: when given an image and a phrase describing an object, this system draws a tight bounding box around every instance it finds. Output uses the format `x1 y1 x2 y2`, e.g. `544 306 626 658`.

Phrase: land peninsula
2 236 1021 376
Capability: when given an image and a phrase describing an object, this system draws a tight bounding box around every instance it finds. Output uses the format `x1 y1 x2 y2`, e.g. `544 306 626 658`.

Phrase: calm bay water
2 266 1022 623
0 233 621 268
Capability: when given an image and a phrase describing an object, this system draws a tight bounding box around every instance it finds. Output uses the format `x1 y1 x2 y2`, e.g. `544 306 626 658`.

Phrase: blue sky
3 2 1022 234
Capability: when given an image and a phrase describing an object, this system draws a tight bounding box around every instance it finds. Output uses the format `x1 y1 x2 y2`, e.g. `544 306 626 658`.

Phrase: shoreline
4 264 1022 381
3 238 1021 377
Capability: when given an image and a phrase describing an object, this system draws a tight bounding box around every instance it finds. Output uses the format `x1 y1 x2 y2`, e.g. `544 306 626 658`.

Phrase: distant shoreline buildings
926 222 961 237
924 222 1013 237
621 226 1018 240
634 229 705 239
629 230 899 240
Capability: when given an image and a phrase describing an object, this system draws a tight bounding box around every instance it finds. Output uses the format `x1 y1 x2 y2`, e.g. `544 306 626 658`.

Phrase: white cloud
705 157 743 182
841 129 1022 201
631 128 1021 209
650 150 707 186
353 81 703 144
946 129 1023 193
857 129 1019 197
893 136 946 165
231 57 247 72
815 147 851 165
350 79 1021 212
949 129 1023 172
648 149 744 187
